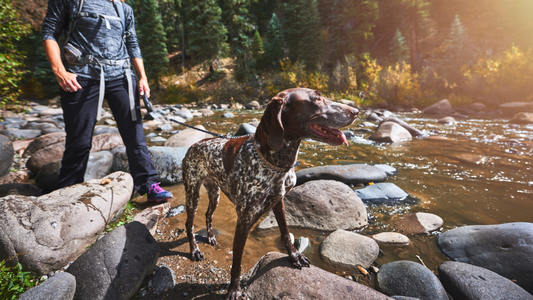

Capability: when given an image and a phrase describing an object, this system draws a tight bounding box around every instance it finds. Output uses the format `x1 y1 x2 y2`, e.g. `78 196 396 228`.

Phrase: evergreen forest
2 0 533 109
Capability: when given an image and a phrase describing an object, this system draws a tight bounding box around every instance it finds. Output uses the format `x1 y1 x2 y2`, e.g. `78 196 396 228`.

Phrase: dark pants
56 75 158 195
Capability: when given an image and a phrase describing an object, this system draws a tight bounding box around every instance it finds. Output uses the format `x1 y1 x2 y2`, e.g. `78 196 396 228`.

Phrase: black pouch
64 43 83 64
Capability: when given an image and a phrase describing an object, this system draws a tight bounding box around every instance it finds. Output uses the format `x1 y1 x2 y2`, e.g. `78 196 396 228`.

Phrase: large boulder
438 261 533 300
295 164 388 186
438 222 533 293
26 142 65 173
0 183 42 197
0 172 134 275
164 126 213 147
369 122 412 143
148 147 189 185
509 112 533 124
380 117 424 137
422 99 453 115
90 133 123 152
0 129 42 140
67 221 160 300
376 261 448 300
0 134 14 176
23 132 66 158
499 102 533 116
19 272 76 300
258 180 368 231
318 230 380 270
245 252 393 300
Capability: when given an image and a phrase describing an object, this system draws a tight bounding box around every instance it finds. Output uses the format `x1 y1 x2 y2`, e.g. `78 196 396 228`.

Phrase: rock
319 230 379 271
258 180 368 231
148 147 189 185
510 112 533 124
245 101 261 110
394 212 443 235
438 261 533 300
354 183 414 205
374 164 399 176
12 139 33 155
38 108 63 117
26 142 65 173
222 112 235 118
372 232 410 247
234 123 256 136
390 297 421 300
41 127 65 135
380 117 424 137
422 99 453 115
164 126 213 147
296 237 310 253
149 266 176 295
0 172 134 275
111 145 129 172
166 204 185 218
156 123 173 132
367 112 383 122
0 170 29 184
150 136 167 143
93 125 120 135
23 122 56 131
499 102 533 116
0 134 14 176
343 130 355 139
91 133 123 152
23 132 66 158
437 222 533 293
0 183 42 197
133 202 171 235
437 116 456 125
467 102 487 112
19 272 76 300
198 108 214 116
369 122 412 143
84 151 114 181
362 121 378 127
340 99 356 107
174 109 194 119
67 221 160 300
0 129 42 140
35 159 61 191
245 252 393 300
295 164 388 186
449 152 482 164
376 261 448 300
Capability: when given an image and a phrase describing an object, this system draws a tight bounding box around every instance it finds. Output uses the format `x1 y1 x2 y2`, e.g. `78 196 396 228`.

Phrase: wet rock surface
355 182 414 205
296 164 388 185
369 122 413 143
19 272 76 300
319 230 380 270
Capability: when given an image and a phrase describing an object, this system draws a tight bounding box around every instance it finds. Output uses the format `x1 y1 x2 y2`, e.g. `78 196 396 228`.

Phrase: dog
182 88 358 299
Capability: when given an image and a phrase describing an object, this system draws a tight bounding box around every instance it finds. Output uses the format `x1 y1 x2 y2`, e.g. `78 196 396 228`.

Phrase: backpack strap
64 0 85 46
112 0 127 39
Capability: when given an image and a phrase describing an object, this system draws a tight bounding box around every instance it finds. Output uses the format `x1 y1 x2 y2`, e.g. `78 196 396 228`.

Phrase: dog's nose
350 108 359 117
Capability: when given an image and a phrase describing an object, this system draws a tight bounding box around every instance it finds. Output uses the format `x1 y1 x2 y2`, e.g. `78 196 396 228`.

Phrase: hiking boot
147 182 173 203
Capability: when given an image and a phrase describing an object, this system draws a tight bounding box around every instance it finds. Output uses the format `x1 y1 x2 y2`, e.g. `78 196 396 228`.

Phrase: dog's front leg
226 220 252 300
273 200 310 269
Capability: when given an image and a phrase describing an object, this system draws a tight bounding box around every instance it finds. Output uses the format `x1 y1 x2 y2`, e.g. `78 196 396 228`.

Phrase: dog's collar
252 139 294 173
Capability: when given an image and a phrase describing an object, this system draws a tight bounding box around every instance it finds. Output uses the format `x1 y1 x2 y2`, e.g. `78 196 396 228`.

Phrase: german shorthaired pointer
182 88 358 299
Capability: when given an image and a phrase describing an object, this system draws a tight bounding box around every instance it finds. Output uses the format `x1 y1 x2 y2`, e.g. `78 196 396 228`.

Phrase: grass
0 257 41 299
104 201 137 232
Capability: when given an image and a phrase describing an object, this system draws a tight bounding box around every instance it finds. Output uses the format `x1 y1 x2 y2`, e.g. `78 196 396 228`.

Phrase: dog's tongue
332 129 348 146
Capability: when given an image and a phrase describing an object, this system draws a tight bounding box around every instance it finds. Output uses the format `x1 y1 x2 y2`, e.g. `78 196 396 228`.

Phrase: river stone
438 261 533 300
258 180 368 231
0 134 14 176
84 151 114 181
0 183 42 197
164 126 213 147
374 164 399 176
510 112 533 124
244 100 261 110
391 297 421 300
148 147 189 185
38 108 63 117
467 103 487 112
354 183 415 205
41 127 65 135
174 109 194 119
369 122 412 143
340 99 356 107
67 221 160 300
12 139 33 155
23 122 56 131
376 260 448 300
372 232 410 247
149 265 176 294
35 159 61 192
395 212 443 235
422 99 453 115
380 117 424 137
133 202 171 235
94 125 120 135
26 142 65 173
318 230 380 270
19 272 76 300
91 133 123 152
198 108 214 116
438 116 456 125
234 123 256 136
245 252 393 300
23 132 66 158
111 145 129 172
437 222 533 293
222 112 235 118
0 170 30 185
367 112 383 122
0 172 134 275
0 129 42 140
295 164 388 186
499 102 533 116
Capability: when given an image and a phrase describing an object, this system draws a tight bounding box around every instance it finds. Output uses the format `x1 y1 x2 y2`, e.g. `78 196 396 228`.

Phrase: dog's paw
191 249 204 261
224 288 242 300
290 252 310 269
207 235 218 246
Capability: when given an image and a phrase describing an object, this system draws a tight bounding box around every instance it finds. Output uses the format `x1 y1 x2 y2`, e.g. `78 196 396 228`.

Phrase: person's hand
138 77 150 98
55 70 82 92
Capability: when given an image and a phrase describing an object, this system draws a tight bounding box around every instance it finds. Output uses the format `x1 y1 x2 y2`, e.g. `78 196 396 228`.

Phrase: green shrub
0 258 41 299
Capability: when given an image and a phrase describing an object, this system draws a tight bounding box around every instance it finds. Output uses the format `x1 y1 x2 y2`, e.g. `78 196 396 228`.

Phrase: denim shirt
42 0 142 81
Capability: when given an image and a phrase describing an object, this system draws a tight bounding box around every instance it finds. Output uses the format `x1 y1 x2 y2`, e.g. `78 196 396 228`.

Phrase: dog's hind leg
203 177 220 246
273 200 310 269
184 168 204 261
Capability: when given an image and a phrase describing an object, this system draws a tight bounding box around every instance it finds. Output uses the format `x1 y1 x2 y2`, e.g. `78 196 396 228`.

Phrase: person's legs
56 78 99 189
105 75 171 201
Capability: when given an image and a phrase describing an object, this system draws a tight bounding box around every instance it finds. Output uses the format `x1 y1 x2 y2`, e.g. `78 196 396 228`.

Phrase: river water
150 109 533 279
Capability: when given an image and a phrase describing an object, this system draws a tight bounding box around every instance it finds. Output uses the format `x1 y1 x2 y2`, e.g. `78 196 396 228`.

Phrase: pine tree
389 28 410 64
399 0 430 72
442 14 471 84
184 0 228 72
263 13 284 69
135 0 169 87
251 30 264 58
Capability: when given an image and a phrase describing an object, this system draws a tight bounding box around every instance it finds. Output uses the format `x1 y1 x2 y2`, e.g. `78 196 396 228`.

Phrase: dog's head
259 88 358 150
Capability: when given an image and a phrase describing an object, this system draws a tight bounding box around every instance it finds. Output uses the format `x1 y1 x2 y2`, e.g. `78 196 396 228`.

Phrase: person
42 0 172 202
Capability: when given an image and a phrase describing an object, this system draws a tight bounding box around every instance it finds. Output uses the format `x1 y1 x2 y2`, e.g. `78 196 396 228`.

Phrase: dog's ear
260 93 287 151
